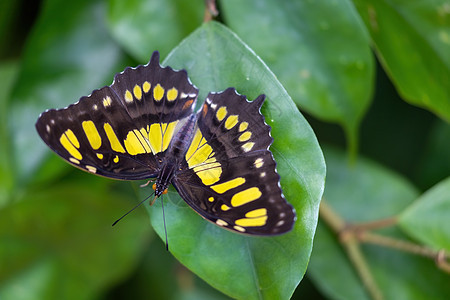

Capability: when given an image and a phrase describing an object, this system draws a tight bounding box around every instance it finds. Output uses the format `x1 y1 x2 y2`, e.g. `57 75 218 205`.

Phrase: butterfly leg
140 179 156 188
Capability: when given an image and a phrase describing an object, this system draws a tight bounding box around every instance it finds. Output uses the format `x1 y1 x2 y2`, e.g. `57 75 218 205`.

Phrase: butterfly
35 51 296 235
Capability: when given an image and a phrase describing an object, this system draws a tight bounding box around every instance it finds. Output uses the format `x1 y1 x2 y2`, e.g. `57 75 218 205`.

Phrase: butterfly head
152 183 169 198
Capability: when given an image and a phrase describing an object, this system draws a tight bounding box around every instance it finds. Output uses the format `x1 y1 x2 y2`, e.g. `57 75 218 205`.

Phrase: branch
320 201 384 300
204 0 218 22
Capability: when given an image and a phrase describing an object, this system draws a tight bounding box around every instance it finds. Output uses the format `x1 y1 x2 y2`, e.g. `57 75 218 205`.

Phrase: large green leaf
309 147 450 299
9 0 129 182
353 0 450 121
399 177 450 251
221 0 374 152
0 180 150 300
109 237 232 300
107 0 204 60
146 21 325 299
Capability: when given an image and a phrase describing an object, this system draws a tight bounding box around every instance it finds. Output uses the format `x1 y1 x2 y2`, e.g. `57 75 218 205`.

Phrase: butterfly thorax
154 113 198 196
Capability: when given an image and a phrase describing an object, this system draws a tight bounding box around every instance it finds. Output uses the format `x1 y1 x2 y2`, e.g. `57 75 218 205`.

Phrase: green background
1 0 449 299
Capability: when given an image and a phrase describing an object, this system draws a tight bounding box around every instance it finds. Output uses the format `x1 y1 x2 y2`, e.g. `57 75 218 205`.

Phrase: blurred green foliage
1 0 449 299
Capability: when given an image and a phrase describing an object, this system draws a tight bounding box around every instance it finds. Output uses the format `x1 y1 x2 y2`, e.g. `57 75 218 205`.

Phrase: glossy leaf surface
353 0 450 121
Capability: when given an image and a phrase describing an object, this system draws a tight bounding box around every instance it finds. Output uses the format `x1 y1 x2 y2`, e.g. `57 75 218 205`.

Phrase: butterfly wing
36 51 198 180
173 88 296 235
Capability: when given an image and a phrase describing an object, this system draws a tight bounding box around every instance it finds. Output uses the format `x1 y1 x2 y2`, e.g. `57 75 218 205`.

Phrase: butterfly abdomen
155 114 198 195
168 114 198 161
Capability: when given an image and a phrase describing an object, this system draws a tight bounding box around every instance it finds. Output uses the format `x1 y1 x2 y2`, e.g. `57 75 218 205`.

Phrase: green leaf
0 181 150 300
221 0 374 153
353 0 450 121
309 147 450 299
147 21 325 299
107 0 204 60
9 0 129 182
399 177 450 251
112 238 232 300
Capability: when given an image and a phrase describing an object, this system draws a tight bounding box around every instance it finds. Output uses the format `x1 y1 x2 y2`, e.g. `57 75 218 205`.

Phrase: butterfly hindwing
173 88 296 235
36 51 198 180
198 88 272 160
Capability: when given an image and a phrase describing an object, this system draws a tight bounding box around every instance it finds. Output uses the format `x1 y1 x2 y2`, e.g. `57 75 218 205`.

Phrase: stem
320 200 450 275
204 0 218 22
318 200 345 233
343 238 384 300
347 217 397 231
359 231 450 274
320 201 384 300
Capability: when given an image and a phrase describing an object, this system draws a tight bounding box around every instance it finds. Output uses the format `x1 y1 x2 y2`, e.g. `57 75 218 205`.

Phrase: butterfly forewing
36 51 198 180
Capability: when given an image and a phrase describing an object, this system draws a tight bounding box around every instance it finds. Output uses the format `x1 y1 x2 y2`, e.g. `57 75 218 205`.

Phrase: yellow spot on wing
167 88 178 101
186 128 222 185
193 163 222 185
82 120 101 150
238 131 252 142
125 90 133 103
86 165 97 173
124 129 150 155
113 155 119 163
225 115 239 129
139 121 179 154
149 123 163 153
96 153 103 159
208 197 214 202
216 219 228 226
143 81 151 93
104 123 125 153
216 106 227 121
233 225 246 232
186 129 210 167
210 177 246 194
221 204 230 211
65 129 79 148
235 215 268 227
133 84 142 100
239 122 248 132
162 121 178 151
254 158 264 168
153 84 164 101
69 157 80 164
103 96 112 107
60 129 82 160
231 187 262 207
245 208 267 218
242 142 255 152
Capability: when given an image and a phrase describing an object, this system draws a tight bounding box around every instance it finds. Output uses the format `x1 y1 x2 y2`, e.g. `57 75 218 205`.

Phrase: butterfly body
154 113 197 197
36 51 296 235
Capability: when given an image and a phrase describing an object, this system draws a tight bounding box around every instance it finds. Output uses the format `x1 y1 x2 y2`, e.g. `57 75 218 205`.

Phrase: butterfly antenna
112 192 154 226
161 195 169 251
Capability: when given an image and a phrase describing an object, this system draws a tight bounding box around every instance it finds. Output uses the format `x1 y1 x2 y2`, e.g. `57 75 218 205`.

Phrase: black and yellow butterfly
35 51 296 235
